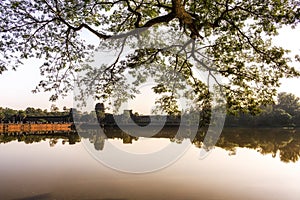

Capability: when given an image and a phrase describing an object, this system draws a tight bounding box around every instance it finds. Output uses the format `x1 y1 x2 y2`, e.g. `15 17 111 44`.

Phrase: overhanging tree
1 0 299 113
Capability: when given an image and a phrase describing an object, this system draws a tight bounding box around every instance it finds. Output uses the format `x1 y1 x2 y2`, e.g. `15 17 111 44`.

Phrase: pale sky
0 26 299 112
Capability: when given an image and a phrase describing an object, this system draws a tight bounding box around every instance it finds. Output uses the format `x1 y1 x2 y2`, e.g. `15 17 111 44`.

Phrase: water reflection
0 132 80 146
216 128 300 163
0 128 299 163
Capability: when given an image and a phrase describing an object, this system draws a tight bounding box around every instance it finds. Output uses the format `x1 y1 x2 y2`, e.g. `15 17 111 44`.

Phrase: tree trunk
172 0 200 38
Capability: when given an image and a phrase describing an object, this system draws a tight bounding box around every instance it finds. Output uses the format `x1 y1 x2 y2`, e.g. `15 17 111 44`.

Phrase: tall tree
276 92 300 115
1 0 299 113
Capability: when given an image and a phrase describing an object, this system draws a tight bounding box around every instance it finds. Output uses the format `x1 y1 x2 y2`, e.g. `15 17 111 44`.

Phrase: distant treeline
224 92 300 127
1 92 300 127
0 105 71 123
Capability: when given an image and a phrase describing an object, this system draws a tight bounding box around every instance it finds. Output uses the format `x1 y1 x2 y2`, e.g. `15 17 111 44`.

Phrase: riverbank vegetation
225 92 300 127
0 105 70 123
1 92 300 127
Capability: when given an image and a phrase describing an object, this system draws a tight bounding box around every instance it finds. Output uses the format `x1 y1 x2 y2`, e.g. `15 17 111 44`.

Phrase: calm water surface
1 128 300 200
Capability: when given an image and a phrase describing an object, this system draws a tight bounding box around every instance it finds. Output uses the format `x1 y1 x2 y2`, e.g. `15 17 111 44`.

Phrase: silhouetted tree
0 0 299 114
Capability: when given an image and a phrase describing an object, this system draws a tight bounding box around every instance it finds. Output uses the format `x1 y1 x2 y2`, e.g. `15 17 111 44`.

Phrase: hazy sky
0 26 299 112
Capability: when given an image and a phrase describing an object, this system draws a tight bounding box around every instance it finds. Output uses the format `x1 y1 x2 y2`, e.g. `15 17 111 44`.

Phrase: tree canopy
1 0 300 113
276 92 300 115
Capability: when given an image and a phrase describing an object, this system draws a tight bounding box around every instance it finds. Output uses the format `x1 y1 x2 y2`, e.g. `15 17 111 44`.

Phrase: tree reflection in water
0 128 299 163
0 132 81 146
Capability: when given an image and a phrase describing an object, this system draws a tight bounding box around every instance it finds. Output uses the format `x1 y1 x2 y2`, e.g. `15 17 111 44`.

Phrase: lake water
1 128 300 200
